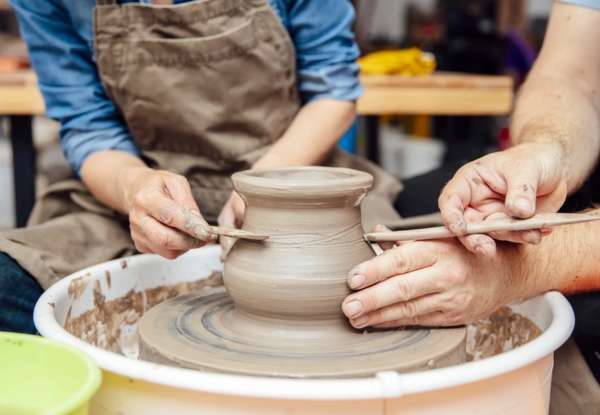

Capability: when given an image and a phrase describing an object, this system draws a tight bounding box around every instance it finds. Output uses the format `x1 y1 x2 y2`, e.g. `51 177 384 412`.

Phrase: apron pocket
113 14 293 166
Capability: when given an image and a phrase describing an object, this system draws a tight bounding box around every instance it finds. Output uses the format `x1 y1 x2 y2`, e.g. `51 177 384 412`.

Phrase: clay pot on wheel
224 167 375 323
138 166 466 378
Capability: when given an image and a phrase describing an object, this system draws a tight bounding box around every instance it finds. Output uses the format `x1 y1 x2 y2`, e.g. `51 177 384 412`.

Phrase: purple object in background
504 29 538 79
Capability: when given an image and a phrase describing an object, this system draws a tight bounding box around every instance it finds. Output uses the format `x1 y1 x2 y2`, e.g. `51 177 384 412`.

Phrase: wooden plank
357 86 513 115
0 86 45 115
0 69 37 86
0 70 513 116
360 73 513 89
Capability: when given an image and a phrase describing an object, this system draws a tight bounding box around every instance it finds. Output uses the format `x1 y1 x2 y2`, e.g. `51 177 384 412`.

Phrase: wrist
117 165 153 213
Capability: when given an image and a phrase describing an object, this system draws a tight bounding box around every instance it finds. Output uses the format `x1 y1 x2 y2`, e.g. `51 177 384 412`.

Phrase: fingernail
353 315 369 327
474 245 486 255
349 264 366 278
349 275 366 289
448 213 465 234
522 231 540 245
345 301 363 317
190 210 201 217
379 242 394 251
511 198 532 214
194 224 210 239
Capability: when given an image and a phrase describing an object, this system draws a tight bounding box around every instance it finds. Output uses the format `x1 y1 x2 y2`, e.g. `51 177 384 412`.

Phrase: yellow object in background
358 47 436 76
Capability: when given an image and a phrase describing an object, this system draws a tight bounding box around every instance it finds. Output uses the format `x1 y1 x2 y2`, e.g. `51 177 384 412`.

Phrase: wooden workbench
0 70 513 227
358 73 513 115
1 70 513 116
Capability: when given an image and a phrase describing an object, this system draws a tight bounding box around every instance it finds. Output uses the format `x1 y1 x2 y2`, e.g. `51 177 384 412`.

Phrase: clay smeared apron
0 0 401 290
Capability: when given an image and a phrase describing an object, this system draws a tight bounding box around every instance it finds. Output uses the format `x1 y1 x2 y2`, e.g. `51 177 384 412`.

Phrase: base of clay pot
138 287 467 378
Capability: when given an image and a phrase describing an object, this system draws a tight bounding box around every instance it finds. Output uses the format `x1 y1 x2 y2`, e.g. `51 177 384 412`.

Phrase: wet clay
138 167 467 378
65 271 223 356
466 306 543 361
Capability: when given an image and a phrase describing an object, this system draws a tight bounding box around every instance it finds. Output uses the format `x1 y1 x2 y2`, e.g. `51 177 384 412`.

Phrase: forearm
511 75 600 192
510 2 600 192
80 150 149 214
252 99 355 169
517 209 600 296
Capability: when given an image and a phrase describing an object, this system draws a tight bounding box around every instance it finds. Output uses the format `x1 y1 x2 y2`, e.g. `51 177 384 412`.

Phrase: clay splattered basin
34 245 574 415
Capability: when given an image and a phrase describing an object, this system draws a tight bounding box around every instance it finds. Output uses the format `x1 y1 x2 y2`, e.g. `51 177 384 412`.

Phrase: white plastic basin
35 245 574 415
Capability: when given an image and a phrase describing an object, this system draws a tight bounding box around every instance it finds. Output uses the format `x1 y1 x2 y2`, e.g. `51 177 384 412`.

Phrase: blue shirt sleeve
8 0 140 176
285 0 363 103
558 0 600 11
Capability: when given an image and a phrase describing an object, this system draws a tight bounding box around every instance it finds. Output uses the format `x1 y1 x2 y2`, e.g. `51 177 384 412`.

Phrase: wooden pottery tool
209 226 269 241
364 213 599 242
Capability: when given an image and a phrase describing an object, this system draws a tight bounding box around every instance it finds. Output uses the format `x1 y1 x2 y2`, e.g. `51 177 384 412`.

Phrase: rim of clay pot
232 166 374 197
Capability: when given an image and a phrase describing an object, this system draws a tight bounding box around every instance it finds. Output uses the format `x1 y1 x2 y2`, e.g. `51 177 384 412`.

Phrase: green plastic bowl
0 332 102 415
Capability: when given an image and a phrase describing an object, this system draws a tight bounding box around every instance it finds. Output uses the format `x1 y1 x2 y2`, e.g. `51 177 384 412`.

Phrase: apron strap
97 0 118 5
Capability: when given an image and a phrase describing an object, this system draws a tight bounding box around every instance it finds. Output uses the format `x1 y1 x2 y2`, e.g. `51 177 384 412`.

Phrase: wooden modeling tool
209 226 269 241
364 213 599 242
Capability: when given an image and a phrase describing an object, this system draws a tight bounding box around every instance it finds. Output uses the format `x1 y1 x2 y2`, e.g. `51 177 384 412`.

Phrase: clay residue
120 260 127 269
466 307 542 362
67 272 91 300
105 270 111 289
144 273 223 310
64 271 223 356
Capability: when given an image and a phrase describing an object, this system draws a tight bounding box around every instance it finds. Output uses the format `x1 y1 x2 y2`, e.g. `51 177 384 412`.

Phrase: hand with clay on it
217 191 246 257
341 225 533 328
123 167 217 260
438 142 568 257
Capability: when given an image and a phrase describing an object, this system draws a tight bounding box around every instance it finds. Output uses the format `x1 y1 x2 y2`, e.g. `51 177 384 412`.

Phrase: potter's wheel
138 287 467 378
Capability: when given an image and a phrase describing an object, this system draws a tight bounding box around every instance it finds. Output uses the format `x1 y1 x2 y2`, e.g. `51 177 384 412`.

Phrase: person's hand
341 225 539 328
217 191 246 256
439 142 568 257
121 167 216 260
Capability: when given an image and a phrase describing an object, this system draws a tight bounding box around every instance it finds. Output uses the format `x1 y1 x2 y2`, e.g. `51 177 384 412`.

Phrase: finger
142 191 215 242
219 237 237 262
481 211 542 245
343 266 441 319
486 229 542 245
218 195 237 230
536 179 568 213
218 199 238 251
131 227 189 260
231 193 246 229
163 175 201 213
439 178 471 236
373 224 402 251
134 242 152 254
349 293 441 328
347 242 436 290
503 170 540 218
135 215 209 252
457 234 497 256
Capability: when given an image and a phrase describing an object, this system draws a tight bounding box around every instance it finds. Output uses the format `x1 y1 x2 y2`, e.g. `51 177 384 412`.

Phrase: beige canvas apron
0 0 401 291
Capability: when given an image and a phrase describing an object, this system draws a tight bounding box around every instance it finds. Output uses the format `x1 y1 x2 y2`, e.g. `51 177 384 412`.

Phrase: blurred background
0 0 553 229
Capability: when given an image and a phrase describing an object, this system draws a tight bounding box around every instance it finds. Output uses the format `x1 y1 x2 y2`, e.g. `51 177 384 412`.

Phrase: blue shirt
559 0 600 10
9 0 362 175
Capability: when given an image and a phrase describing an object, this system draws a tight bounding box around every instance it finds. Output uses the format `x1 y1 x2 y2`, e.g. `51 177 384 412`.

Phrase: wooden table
0 70 513 227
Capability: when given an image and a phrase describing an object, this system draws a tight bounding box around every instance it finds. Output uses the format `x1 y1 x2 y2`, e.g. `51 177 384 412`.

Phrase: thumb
504 169 540 218
164 175 213 240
